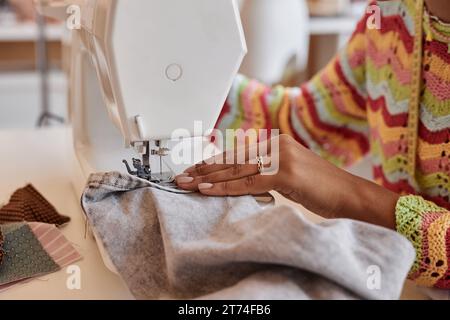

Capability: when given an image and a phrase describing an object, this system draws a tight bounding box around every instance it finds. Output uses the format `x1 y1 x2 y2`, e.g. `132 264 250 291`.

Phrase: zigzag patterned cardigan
216 0 450 289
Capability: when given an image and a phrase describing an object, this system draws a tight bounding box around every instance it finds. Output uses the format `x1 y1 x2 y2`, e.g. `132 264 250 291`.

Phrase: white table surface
0 127 428 300
0 127 133 300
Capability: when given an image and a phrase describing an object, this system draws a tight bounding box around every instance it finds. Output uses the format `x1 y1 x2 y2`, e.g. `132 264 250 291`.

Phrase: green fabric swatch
0 223 59 285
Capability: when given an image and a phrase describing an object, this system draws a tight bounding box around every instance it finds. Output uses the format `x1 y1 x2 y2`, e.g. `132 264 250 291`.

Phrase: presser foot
122 159 193 194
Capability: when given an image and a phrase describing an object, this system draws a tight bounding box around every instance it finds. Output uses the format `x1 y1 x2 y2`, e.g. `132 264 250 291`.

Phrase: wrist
343 173 399 229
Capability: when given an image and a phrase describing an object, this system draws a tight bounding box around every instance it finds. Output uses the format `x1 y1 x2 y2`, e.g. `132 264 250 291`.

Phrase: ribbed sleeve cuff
395 195 450 288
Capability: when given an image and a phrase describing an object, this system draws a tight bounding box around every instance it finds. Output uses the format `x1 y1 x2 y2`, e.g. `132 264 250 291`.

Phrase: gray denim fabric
81 172 415 300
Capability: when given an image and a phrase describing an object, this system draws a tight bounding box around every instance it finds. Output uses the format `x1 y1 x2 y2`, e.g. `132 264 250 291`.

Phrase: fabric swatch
28 222 82 267
0 223 59 285
0 185 70 226
0 222 82 292
0 229 4 266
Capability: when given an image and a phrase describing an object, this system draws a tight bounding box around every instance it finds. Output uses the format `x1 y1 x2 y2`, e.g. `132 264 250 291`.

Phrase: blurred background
0 0 368 129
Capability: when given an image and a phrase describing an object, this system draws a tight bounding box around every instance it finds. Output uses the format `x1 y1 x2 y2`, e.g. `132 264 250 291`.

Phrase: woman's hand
176 134 399 229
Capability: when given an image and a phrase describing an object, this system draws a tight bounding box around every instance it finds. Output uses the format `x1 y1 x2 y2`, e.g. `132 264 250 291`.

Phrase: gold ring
257 156 264 174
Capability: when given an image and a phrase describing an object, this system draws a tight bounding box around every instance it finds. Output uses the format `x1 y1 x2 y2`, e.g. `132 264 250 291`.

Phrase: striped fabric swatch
28 222 82 268
0 230 4 266
0 222 82 292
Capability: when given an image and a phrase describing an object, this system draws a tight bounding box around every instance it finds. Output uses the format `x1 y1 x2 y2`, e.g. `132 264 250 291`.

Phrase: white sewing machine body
37 0 246 192
37 0 247 272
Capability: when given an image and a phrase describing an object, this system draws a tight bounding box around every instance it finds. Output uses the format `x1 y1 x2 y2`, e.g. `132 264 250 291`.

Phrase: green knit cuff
395 195 443 273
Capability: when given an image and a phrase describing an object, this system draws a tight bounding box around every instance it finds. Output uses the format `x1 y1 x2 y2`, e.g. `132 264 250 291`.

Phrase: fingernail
177 177 194 184
198 183 214 190
175 173 190 179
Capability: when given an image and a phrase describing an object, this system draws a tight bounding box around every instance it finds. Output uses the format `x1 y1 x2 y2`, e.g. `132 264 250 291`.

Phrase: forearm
334 171 399 229
280 143 399 229
326 170 450 289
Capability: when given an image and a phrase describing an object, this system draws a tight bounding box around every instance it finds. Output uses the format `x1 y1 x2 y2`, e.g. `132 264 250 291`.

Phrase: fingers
197 174 274 196
184 163 234 177
207 164 259 182
176 164 259 191
213 140 270 164
185 138 273 176
178 137 277 194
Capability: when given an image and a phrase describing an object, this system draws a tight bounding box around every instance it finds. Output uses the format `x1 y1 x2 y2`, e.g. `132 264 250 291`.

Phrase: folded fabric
81 172 415 300
0 222 82 292
0 184 70 226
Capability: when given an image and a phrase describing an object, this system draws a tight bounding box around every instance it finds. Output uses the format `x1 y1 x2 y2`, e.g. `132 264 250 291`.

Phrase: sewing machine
36 0 246 194
36 0 246 272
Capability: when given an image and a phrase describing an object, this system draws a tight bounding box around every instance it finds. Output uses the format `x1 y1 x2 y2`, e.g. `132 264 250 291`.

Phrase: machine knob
165 63 183 82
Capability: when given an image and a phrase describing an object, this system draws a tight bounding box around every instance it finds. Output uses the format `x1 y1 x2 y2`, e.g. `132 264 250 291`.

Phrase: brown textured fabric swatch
0 230 4 266
0 185 70 226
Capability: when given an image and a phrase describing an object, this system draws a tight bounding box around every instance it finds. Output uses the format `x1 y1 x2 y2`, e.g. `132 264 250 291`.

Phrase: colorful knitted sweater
216 0 450 289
